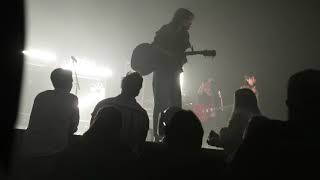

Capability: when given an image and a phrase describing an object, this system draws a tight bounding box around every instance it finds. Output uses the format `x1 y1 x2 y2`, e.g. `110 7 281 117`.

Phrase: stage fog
17 0 320 140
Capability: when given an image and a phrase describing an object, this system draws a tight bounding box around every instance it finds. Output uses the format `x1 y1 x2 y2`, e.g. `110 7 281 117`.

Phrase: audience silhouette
90 71 149 155
54 107 137 180
165 110 203 152
153 110 209 179
230 69 320 178
11 65 320 180
21 68 79 179
207 88 261 161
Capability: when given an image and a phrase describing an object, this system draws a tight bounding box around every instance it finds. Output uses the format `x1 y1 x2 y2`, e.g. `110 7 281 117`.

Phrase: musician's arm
152 26 191 61
152 43 174 57
152 26 172 55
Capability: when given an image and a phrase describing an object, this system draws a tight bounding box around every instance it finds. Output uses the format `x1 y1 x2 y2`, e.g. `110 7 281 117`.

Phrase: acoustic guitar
131 43 216 76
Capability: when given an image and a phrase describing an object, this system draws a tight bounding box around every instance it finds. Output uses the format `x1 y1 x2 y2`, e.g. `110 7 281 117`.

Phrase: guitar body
131 43 163 76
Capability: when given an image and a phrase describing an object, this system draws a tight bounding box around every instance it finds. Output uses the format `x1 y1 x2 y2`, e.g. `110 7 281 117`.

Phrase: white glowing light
180 72 184 91
61 58 112 78
22 49 57 62
78 95 99 109
78 83 105 108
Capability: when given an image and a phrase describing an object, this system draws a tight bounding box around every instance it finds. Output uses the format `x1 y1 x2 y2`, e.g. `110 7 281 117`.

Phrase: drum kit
154 90 225 142
182 89 224 123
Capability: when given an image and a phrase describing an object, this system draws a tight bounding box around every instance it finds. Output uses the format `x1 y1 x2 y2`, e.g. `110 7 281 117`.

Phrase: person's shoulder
65 93 78 100
140 107 149 118
247 116 287 137
134 101 148 114
229 112 251 123
55 90 79 104
156 24 172 34
95 97 115 109
130 101 149 121
99 97 114 104
250 116 286 127
37 90 52 95
55 92 78 103
160 24 171 30
35 90 53 99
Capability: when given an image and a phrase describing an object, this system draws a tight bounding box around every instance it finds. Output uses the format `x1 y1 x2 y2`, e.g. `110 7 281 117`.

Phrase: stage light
78 87 105 108
78 95 97 108
180 72 184 90
61 58 113 78
22 49 57 62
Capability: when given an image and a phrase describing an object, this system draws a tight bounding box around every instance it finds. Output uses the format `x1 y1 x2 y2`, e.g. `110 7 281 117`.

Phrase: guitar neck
185 51 204 56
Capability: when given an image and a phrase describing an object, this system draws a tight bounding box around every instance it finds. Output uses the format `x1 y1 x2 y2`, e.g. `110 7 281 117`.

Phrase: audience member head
121 71 143 97
286 69 320 123
233 88 260 115
165 110 203 152
50 68 73 92
85 106 122 144
171 8 194 30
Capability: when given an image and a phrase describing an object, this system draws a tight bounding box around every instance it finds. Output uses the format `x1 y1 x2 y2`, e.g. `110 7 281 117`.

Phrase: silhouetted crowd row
10 68 320 179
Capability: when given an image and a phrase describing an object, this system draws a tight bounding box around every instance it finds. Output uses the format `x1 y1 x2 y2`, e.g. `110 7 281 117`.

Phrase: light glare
22 49 57 62
61 58 113 78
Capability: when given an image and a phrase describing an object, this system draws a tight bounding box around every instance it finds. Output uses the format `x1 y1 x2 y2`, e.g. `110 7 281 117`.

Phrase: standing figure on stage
194 78 222 122
193 77 223 145
241 74 258 97
152 8 194 141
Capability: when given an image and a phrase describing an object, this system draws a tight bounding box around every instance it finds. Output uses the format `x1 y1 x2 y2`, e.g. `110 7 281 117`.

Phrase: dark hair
171 8 194 26
244 73 256 79
121 71 143 96
287 69 320 110
50 68 73 89
165 110 203 150
233 88 260 114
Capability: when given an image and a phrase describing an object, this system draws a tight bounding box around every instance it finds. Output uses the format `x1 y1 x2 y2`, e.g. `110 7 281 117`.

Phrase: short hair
244 73 256 79
171 8 194 25
234 88 260 114
50 68 73 89
287 69 320 110
121 71 143 94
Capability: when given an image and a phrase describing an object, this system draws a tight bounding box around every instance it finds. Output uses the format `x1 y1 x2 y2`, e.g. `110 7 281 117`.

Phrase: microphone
71 56 77 63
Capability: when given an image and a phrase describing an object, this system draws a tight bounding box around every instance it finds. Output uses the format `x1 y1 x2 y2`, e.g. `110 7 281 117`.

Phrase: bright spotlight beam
22 49 57 62
61 59 113 78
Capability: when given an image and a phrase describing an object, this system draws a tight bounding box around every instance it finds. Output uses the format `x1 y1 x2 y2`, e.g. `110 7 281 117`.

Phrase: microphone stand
218 89 223 112
71 56 80 95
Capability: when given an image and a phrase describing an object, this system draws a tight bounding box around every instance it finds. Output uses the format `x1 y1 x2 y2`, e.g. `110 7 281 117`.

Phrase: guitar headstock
201 50 216 57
